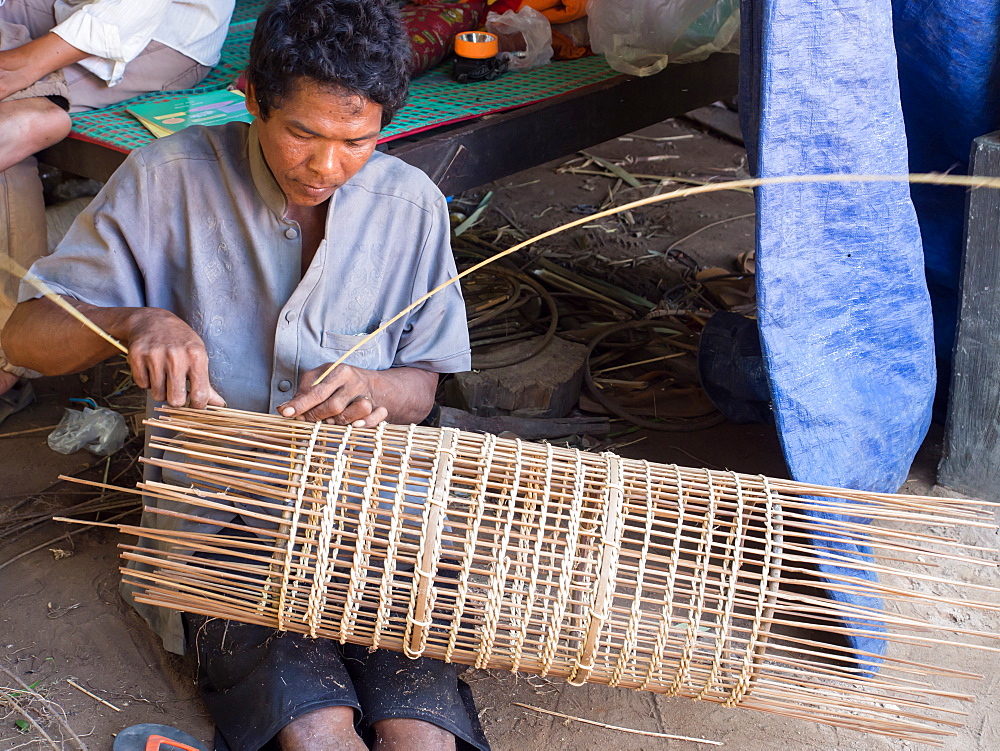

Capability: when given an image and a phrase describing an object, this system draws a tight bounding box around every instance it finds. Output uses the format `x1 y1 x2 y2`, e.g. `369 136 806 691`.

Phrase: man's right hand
124 308 225 409
3 298 224 409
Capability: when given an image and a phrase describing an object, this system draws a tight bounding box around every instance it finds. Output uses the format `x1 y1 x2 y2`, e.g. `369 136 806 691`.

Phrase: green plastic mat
229 0 267 25
69 12 620 154
393 55 619 141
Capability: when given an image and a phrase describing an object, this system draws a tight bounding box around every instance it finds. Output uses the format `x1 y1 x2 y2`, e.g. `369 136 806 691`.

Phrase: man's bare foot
278 705 366 751
0 97 71 172
373 717 456 751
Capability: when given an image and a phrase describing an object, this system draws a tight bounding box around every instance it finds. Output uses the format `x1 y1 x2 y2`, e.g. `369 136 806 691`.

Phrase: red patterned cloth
402 0 489 76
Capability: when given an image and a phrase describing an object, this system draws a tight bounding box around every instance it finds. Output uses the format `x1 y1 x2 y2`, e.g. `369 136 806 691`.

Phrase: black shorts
184 614 489 751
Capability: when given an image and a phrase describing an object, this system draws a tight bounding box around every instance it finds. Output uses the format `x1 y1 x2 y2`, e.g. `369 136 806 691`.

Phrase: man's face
247 78 383 208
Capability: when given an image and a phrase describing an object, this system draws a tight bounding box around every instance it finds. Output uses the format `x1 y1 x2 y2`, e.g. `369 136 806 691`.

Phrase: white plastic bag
485 6 553 72
588 0 739 77
48 406 128 456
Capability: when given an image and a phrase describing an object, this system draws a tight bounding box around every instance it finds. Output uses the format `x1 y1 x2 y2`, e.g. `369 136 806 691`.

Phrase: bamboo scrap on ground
512 702 722 744
65 679 121 712
72 406 1000 746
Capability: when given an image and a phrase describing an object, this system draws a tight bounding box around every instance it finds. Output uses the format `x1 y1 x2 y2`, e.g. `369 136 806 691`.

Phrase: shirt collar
248 121 288 218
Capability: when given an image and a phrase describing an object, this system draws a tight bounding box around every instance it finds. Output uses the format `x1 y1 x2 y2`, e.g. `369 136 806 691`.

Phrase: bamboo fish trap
100 406 1000 745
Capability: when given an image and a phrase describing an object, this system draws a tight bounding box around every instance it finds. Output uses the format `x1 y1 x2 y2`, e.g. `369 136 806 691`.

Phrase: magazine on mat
127 88 252 138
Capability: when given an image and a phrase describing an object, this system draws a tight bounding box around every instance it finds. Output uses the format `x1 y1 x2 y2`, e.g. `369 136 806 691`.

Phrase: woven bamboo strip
89 406 1000 744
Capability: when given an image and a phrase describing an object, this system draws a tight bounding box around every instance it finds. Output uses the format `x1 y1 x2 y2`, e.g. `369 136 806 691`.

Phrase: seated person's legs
182 528 482 751
278 708 366 751
0 96 70 170
63 39 212 112
0 0 58 36
187 613 467 751
0 16 72 170
372 718 457 751
0 98 67 408
281 712 456 751
184 611 368 751
1 152 47 406
0 15 72 404
342 644 479 751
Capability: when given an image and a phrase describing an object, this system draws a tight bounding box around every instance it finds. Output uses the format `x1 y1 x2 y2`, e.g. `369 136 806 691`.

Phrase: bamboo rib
71 405 1000 746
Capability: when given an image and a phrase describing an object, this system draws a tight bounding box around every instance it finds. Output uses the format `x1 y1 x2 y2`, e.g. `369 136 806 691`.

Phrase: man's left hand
0 35 89 101
278 363 389 427
0 51 31 101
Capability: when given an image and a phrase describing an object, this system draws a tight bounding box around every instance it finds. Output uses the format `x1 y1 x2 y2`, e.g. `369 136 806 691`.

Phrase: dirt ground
2 117 998 751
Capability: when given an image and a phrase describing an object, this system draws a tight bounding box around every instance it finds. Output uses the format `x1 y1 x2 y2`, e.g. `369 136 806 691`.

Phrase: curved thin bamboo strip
309 171 1000 386
83 405 1000 745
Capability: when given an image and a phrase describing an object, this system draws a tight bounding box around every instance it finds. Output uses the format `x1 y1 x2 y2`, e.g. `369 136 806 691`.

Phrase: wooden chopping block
447 336 589 418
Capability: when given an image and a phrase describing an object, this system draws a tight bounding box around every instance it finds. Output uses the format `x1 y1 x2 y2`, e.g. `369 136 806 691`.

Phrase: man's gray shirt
20 121 471 652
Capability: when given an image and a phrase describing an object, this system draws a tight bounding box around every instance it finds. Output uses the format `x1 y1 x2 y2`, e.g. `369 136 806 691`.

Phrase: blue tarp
893 0 1000 408
739 0 956 662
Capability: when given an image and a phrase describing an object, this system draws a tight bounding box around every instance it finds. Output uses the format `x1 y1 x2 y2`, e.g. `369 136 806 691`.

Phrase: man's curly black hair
247 0 411 128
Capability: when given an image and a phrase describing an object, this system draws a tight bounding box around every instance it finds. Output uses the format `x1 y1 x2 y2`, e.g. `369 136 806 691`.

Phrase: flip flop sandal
113 724 209 751
0 379 35 427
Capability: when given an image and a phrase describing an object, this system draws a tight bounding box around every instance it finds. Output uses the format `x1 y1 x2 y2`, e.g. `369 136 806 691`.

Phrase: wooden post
939 131 1000 498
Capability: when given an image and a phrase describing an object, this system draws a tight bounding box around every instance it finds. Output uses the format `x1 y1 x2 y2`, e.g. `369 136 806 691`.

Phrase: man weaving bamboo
2 1 488 749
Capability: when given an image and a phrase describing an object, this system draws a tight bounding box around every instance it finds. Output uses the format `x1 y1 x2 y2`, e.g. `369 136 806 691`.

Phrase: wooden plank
938 131 1000 499
38 54 738 192
682 103 744 145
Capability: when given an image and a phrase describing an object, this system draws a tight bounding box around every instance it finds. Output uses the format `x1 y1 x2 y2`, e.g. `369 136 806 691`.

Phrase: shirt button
285 227 299 240
278 380 292 392
285 310 297 322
